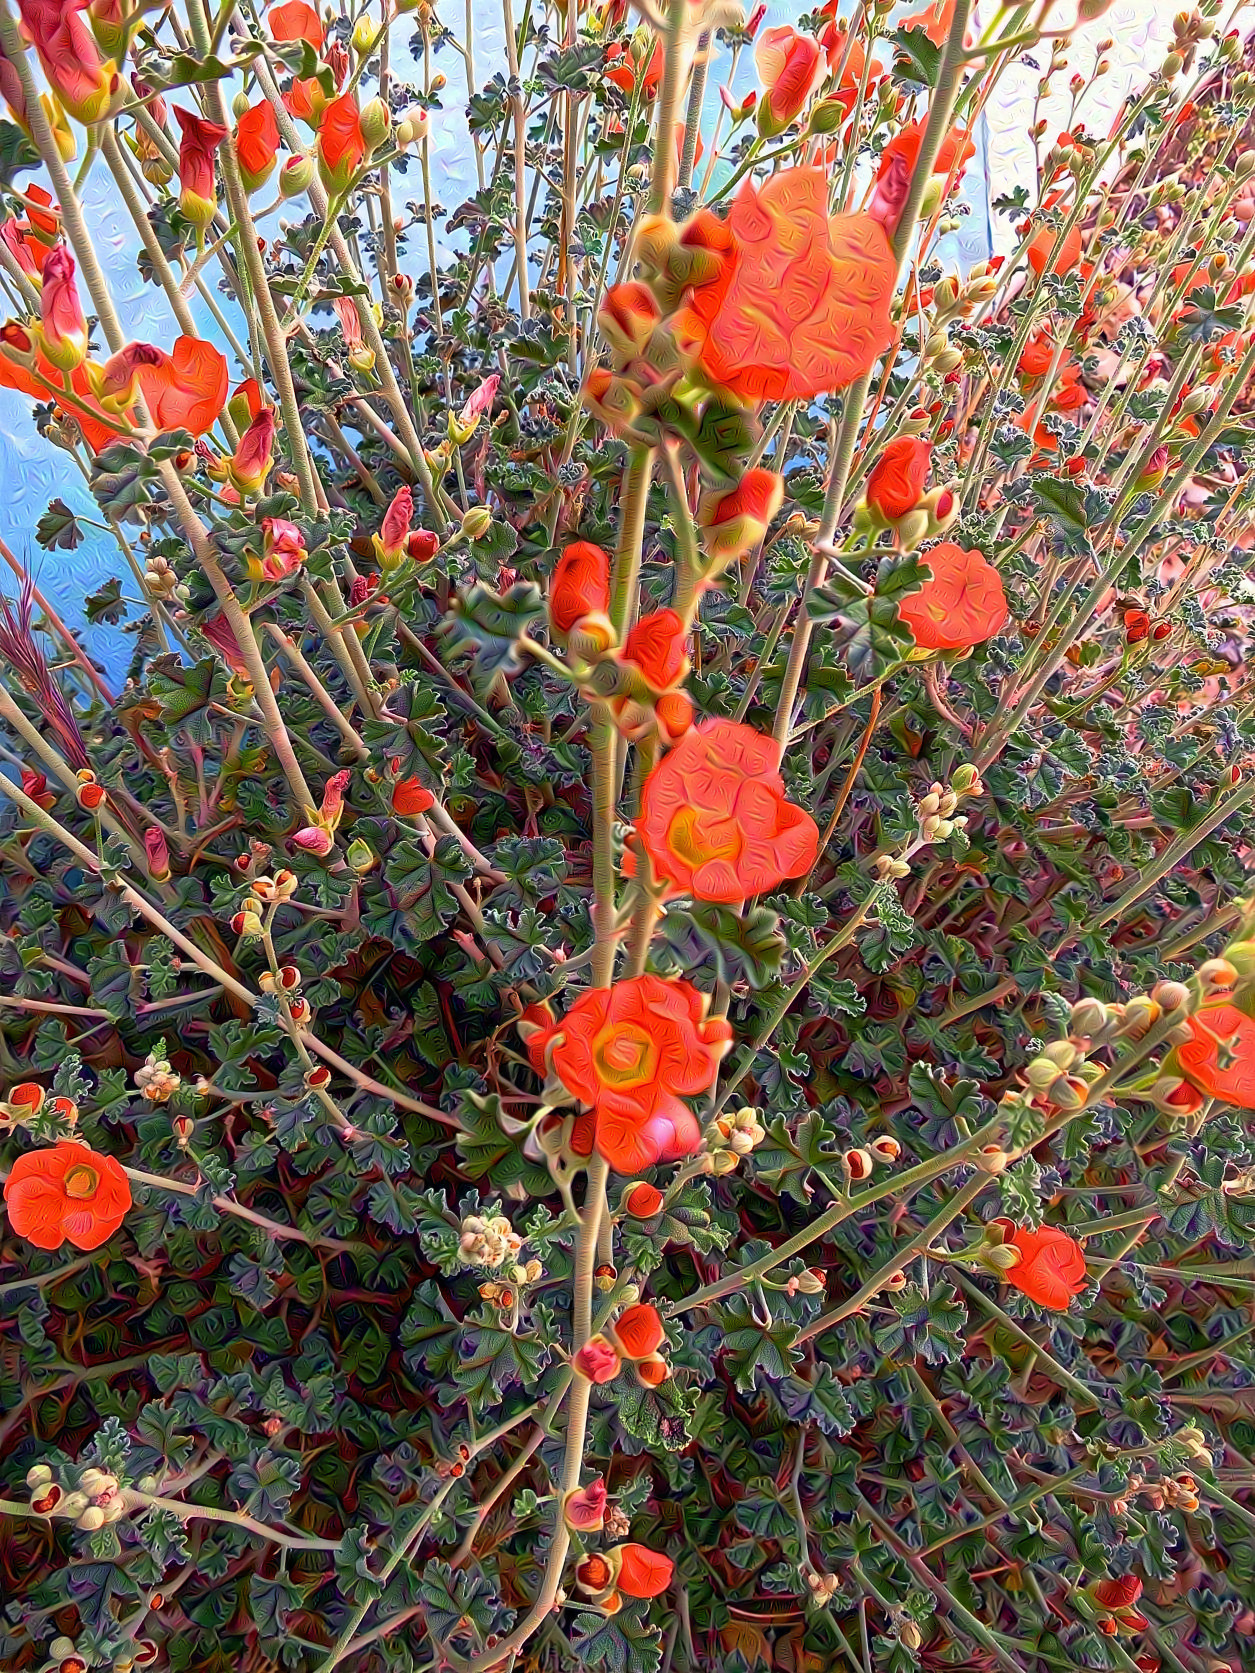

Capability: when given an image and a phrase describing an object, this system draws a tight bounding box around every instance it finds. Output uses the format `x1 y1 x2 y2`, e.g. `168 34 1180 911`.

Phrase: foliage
2 3 1255 1673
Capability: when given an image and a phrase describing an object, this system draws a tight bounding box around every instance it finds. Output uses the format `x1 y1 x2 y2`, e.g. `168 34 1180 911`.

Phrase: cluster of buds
1164 7 1214 76
572 1302 670 1388
28 1463 127 1532
854 436 959 550
704 1106 766 1174
916 781 968 846
231 892 265 939
259 964 302 996
841 1133 901 1182
480 1257 543 1311
232 871 297 937
74 768 106 812
142 553 183 600
458 1213 523 1269
2 1081 77 1125
804 1569 841 1606
435 1442 472 1480
1112 1466 1203 1518
1023 1038 1102 1113
1083 1574 1149 1637
135 1053 180 1103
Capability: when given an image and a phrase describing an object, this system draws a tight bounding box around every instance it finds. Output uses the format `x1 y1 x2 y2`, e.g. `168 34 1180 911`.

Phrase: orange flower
1017 331 1057 379
4 1140 131 1251
18 0 119 124
235 100 282 193
1094 1576 1143 1611
994 1219 1087 1310
637 718 818 902
698 468 783 562
880 120 975 183
598 281 660 360
623 1181 663 1217
753 26 821 137
524 975 731 1175
901 0 958 45
550 540 611 639
897 542 1007 652
866 436 931 522
604 38 663 97
228 407 276 495
0 184 58 279
1176 1004 1255 1108
819 24 881 110
620 609 688 693
614 1544 674 1599
38 242 87 371
174 106 227 228
138 335 230 435
678 168 897 403
1028 220 1084 278
870 120 974 234
269 0 322 49
613 1302 665 1360
392 776 435 816
317 93 367 193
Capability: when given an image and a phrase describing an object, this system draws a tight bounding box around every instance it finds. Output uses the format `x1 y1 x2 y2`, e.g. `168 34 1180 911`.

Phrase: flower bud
345 837 376 873
1069 997 1109 1037
951 763 982 795
279 155 315 198
1151 980 1191 1012
623 1181 664 1218
461 506 492 541
843 1147 874 1181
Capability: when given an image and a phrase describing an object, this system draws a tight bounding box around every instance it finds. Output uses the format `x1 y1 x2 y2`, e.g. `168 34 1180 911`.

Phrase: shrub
3 1 1255 1671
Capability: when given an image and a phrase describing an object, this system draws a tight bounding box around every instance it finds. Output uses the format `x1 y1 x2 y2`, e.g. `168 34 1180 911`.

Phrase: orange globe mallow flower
523 975 731 1174
576 1543 675 1603
898 542 1007 653
4 1140 131 1251
753 26 821 137
677 167 897 404
994 1219 1087 1310
611 1302 665 1360
550 540 611 641
1175 1004 1255 1109
637 719 819 903
865 436 931 522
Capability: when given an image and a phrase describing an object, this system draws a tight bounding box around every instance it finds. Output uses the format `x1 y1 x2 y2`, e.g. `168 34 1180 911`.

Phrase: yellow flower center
593 1023 657 1090
62 1164 99 1201
667 806 740 871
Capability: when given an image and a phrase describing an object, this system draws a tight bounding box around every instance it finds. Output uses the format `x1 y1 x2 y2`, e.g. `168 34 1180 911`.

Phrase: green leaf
455 1090 553 1197
36 497 86 551
808 554 925 679
887 23 942 88
442 581 544 690
84 577 126 625
873 1282 967 1366
716 1292 802 1392
569 1601 663 1673
657 900 785 988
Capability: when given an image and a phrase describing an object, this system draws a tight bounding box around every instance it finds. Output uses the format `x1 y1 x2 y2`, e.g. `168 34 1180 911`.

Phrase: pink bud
563 1477 608 1532
572 1335 621 1384
144 826 171 881
291 826 335 855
